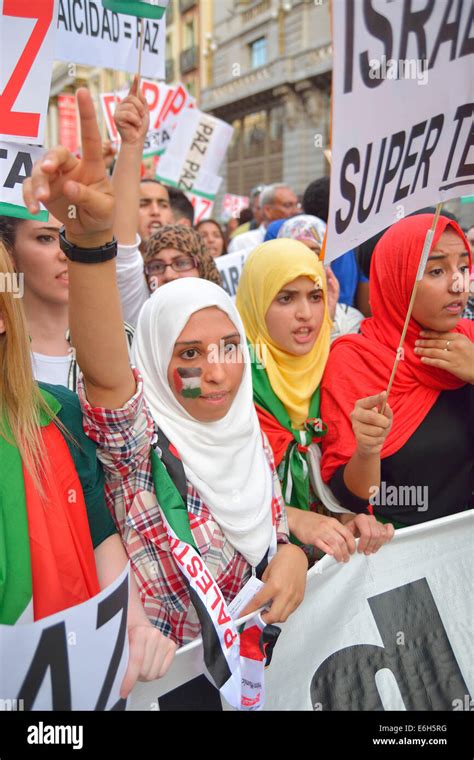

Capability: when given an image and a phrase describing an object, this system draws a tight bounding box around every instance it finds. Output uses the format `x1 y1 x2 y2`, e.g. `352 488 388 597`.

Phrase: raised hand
23 88 114 246
114 75 150 146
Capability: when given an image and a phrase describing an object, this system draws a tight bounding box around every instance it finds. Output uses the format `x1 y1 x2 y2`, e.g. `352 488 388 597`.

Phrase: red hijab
320 214 474 483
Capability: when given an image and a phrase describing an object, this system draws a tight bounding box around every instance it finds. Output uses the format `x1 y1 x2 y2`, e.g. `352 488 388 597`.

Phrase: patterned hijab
144 224 222 286
278 215 326 248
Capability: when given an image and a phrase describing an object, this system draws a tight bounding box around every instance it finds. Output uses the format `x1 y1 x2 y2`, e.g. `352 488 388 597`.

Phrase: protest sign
326 0 474 264
187 192 214 224
100 81 194 157
221 194 250 221
58 94 78 153
130 511 473 711
0 141 47 220
156 108 233 200
55 0 166 79
0 0 59 145
217 248 252 300
0 566 130 711
103 0 168 19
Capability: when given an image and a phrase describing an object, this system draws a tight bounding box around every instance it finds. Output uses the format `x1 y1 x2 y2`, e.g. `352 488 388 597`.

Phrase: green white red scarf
251 356 327 512
0 389 100 625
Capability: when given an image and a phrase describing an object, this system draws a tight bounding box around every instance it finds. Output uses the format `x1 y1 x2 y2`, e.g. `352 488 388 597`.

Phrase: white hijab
132 279 273 567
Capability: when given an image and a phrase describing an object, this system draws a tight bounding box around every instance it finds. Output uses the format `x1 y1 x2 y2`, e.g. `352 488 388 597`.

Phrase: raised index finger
76 88 104 165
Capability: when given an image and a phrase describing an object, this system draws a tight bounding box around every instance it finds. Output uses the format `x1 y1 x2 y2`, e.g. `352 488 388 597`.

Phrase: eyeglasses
145 256 197 276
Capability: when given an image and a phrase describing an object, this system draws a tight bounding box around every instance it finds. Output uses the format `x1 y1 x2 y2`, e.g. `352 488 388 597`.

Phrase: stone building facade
200 0 332 200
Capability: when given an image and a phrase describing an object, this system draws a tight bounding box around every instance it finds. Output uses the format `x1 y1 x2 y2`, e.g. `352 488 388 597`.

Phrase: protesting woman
143 224 221 293
320 214 474 526
277 214 364 339
23 89 308 659
0 242 175 697
196 219 227 258
236 240 394 563
0 215 133 389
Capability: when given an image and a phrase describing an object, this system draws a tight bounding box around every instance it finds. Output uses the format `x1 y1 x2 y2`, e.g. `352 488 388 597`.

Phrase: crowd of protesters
0 81 472 700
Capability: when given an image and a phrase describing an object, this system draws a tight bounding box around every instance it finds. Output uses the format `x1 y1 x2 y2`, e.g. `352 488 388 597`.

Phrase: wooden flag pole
137 17 145 86
380 202 444 413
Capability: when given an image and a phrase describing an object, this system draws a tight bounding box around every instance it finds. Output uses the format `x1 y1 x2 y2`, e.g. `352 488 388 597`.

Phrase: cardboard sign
326 0 474 263
56 0 166 79
0 141 47 220
0 566 130 711
0 0 59 144
156 107 233 200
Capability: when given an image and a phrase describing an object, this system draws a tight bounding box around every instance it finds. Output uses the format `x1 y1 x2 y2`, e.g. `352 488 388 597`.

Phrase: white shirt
116 236 149 328
32 352 71 386
227 224 266 254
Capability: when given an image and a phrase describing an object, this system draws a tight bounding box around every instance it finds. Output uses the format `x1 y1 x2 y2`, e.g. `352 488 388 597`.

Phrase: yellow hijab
236 239 332 428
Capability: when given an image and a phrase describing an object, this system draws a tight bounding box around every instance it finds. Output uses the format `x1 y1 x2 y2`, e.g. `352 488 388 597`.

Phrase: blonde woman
0 242 175 695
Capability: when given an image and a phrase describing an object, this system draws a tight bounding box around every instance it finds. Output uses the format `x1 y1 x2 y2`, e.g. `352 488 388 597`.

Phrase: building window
249 37 267 69
184 19 195 49
227 105 284 195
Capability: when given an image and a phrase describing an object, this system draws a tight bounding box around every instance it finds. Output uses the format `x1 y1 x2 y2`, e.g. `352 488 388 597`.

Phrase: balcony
179 0 196 12
180 45 199 74
165 58 175 82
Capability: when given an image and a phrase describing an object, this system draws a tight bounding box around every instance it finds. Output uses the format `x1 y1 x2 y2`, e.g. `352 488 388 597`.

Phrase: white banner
0 141 47 220
130 511 473 711
0 0 59 144
55 0 166 79
217 249 252 301
0 566 130 711
326 0 474 264
156 107 233 200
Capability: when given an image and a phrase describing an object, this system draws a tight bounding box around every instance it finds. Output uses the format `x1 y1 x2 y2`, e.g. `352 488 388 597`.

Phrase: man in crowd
167 187 195 227
228 183 300 253
138 179 174 254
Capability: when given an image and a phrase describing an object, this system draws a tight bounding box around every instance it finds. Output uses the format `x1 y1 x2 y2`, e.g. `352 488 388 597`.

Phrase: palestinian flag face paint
174 368 202 399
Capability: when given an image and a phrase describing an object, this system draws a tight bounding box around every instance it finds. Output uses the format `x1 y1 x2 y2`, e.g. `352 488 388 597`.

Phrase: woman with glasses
144 225 222 292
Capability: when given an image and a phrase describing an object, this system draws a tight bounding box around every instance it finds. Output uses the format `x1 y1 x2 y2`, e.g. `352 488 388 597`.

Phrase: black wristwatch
59 227 117 263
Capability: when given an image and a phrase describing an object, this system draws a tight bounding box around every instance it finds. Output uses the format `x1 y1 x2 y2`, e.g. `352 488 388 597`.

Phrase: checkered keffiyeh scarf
144 225 222 287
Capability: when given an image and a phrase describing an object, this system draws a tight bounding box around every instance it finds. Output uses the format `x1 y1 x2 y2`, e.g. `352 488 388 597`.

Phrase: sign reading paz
326 0 474 264
156 107 234 202
55 0 166 79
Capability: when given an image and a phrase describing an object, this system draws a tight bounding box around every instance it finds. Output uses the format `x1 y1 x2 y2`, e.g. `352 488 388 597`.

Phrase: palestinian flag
0 391 99 626
102 0 169 19
174 368 202 399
